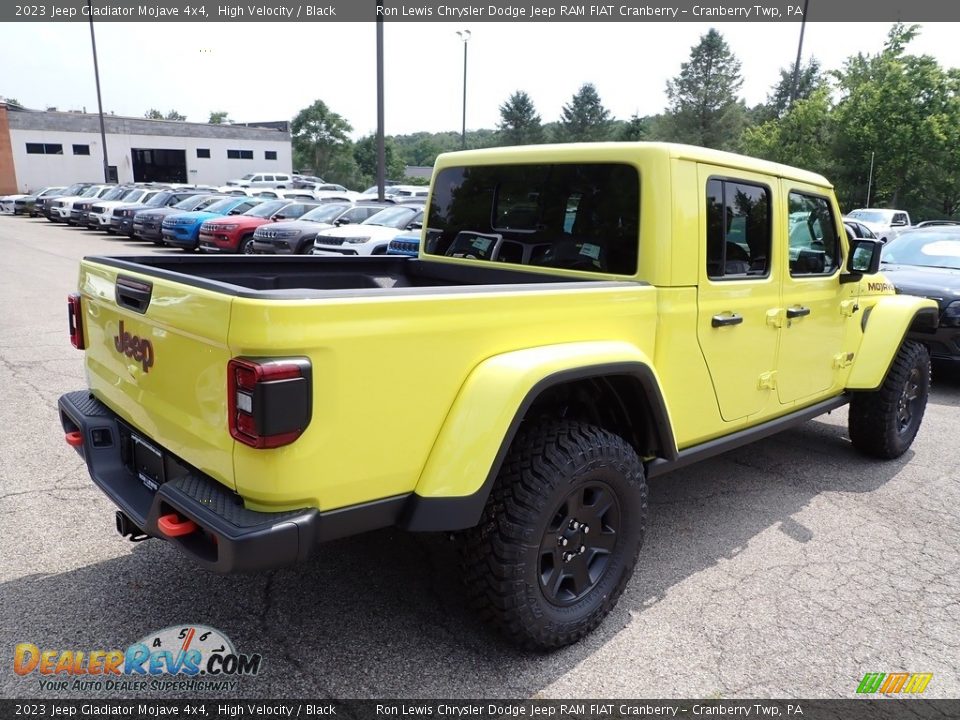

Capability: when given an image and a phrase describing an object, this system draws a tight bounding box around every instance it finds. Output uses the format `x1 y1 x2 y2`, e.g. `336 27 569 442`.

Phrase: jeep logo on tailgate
113 320 154 373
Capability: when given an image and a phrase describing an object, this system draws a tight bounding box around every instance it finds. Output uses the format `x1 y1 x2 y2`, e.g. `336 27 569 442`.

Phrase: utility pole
789 0 811 109
88 0 110 182
457 30 471 149
376 2 385 200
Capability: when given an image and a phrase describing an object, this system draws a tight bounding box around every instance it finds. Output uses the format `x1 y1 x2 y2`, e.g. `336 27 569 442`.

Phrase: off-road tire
460 420 647 650
849 340 930 459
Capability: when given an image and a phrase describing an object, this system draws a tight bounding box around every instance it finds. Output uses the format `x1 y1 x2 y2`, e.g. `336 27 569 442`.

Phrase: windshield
300 203 351 223
363 206 418 229
847 210 892 223
100 187 129 201
173 194 221 211
121 189 146 202
145 191 174 207
244 200 288 218
882 231 960 270
80 187 102 198
61 183 86 196
240 174 255 180
205 198 248 213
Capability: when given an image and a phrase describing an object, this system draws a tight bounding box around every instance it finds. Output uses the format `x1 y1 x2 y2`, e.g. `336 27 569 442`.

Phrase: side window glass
788 192 840 276
706 178 771 280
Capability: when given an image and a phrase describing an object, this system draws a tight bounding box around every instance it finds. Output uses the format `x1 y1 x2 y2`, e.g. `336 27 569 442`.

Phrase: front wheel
460 420 647 650
239 236 255 254
849 340 931 459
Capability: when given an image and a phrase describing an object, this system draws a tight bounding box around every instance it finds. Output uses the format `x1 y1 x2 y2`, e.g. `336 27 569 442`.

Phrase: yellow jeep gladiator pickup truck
59 143 938 650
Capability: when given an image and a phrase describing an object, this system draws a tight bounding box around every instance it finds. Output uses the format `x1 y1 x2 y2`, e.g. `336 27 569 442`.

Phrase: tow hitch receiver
157 512 198 538
115 510 149 542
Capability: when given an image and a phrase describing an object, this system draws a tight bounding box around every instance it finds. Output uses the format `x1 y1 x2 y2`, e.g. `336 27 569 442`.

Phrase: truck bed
87 255 617 299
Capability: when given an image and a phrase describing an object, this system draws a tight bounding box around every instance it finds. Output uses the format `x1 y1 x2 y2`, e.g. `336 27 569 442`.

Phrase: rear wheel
239 236 255 254
849 340 930 459
461 420 647 650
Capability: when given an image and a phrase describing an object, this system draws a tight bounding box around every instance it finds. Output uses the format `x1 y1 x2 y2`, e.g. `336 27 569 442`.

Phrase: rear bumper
58 390 409 573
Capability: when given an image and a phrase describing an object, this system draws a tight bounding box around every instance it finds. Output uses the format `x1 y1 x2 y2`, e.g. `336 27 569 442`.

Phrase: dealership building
0 102 293 194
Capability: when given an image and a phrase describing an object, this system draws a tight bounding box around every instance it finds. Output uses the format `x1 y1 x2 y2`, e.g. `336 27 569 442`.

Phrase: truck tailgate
79 261 236 489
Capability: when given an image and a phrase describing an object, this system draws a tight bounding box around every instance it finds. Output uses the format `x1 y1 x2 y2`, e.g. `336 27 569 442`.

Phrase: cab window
705 179 771 279
787 192 840 276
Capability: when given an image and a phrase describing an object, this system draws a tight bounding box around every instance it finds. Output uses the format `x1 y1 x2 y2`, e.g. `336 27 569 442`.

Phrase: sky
2 21 960 138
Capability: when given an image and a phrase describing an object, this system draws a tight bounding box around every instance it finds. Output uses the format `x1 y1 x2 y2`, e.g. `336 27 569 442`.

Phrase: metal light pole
456 30 471 149
87 0 110 182
789 0 811 109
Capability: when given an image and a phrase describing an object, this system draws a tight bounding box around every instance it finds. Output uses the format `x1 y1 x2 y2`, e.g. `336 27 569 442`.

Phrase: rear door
696 166 780 422
79 261 236 489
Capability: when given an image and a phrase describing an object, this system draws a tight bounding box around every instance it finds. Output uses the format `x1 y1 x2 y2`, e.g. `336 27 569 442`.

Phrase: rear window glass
425 163 639 275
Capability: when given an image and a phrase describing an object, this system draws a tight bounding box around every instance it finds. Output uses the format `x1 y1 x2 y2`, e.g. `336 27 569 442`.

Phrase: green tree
2 97 23 108
497 91 544 145
165 110 186 121
619 113 650 141
831 23 960 213
556 83 612 142
353 135 407 184
741 87 835 176
208 111 230 124
290 100 353 178
762 58 827 120
663 28 746 150
144 109 163 119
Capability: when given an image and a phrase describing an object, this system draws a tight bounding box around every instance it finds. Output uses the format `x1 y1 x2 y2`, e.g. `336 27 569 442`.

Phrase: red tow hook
65 431 84 447
157 513 198 538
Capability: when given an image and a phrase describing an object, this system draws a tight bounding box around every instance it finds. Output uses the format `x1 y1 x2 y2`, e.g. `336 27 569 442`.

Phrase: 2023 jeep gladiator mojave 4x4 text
59 143 938 650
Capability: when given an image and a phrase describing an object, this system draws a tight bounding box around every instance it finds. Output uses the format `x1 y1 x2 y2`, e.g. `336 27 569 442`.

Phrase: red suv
198 200 319 253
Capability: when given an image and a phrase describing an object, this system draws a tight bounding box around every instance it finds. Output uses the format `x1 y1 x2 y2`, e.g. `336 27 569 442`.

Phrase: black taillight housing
228 357 312 449
67 293 85 349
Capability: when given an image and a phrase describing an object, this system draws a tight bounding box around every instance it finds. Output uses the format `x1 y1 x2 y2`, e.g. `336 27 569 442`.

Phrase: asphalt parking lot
1 213 958 700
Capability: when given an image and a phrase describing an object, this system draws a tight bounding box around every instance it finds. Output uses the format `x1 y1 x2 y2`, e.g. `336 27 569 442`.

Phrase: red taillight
67 293 85 349
227 357 312 449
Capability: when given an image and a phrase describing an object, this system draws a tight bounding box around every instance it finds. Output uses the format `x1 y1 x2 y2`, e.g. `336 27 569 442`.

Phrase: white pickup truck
845 208 911 243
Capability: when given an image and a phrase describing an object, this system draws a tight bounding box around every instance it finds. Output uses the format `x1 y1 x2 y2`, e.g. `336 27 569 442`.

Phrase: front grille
314 235 346 246
91 205 105 214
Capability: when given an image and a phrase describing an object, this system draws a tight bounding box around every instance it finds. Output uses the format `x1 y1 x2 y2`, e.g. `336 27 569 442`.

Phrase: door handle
786 306 811 319
711 313 743 328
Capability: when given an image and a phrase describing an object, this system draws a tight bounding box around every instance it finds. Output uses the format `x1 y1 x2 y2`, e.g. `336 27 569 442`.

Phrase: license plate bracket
132 434 165 492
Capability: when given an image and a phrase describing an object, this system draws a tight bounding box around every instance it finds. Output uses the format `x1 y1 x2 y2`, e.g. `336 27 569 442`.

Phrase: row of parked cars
3 181 427 256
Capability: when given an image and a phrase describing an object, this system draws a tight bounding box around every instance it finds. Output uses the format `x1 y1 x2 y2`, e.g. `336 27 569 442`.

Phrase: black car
112 190 205 237
881 228 960 363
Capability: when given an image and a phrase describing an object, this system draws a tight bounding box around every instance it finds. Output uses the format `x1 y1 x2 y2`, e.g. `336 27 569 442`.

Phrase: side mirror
336 218 351 226
841 238 882 283
891 218 907 227
408 221 423 230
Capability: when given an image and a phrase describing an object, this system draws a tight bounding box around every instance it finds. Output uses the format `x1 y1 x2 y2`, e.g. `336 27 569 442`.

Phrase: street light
456 29 471 149
87 0 110 182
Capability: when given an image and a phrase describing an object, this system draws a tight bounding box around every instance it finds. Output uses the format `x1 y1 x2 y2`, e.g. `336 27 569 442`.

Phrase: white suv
312 205 423 256
225 172 293 189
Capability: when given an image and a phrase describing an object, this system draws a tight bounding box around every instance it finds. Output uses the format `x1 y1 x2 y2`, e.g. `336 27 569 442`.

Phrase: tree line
290 23 960 220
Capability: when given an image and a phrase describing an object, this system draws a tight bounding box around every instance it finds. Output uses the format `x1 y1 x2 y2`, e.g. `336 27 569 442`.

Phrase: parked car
250 202 390 255
224 172 293 189
198 200 319 254
291 174 325 188
0 194 29 213
88 188 164 231
111 190 206 237
913 220 960 228
881 227 960 364
386 230 422 257
52 185 113 224
250 189 319 202
845 208 912 243
13 186 65 216
161 196 264 251
312 204 423 256
70 185 125 226
40 183 96 221
133 194 226 245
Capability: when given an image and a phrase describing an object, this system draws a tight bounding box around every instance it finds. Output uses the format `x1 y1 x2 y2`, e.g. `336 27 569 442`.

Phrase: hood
203 215 272 229
254 219 334 235
882 264 960 309
316 223 404 240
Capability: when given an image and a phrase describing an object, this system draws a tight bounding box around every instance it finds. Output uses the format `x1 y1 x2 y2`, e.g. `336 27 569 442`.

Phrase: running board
646 395 850 479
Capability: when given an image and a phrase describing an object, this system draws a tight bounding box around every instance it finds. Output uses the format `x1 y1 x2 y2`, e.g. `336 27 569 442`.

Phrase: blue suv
161 197 264 251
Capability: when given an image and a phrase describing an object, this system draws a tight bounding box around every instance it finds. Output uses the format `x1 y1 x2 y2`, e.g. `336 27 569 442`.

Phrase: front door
777 184 847 404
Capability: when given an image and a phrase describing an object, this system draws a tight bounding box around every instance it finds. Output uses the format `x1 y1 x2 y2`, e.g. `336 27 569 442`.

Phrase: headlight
220 224 238 231
343 236 371 244
942 300 960 327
